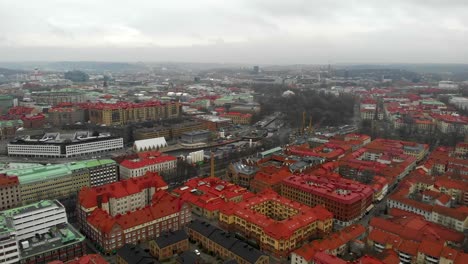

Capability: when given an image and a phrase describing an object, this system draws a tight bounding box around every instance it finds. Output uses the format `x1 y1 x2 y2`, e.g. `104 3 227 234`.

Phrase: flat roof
0 200 61 219
20 223 85 259
6 160 115 185
260 147 282 157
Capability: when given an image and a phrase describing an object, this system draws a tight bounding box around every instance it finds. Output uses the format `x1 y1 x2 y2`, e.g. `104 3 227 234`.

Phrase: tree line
254 87 356 128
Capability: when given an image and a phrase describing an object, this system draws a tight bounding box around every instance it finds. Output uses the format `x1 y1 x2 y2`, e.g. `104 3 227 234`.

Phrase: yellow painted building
89 101 181 126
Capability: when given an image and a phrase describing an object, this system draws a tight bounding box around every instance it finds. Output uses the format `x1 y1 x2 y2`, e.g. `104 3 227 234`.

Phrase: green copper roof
6 159 115 185
0 119 23 127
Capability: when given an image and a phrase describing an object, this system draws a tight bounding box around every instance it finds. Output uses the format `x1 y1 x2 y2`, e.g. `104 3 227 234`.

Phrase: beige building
4 160 115 205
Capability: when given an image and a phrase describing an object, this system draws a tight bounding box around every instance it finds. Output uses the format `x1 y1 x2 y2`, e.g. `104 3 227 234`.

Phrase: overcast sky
0 0 467 64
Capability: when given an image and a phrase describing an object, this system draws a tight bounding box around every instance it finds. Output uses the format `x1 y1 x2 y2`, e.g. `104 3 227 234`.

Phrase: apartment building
5 160 117 204
281 174 373 226
187 220 269 264
219 189 333 257
172 177 254 220
77 172 190 254
88 101 181 126
0 200 86 264
290 224 366 264
149 230 188 261
134 121 206 141
0 174 21 210
8 131 123 158
119 151 177 179
219 112 252 124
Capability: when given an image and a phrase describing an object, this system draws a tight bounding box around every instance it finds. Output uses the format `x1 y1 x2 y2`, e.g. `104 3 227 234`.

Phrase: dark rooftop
153 230 188 249
117 244 159 264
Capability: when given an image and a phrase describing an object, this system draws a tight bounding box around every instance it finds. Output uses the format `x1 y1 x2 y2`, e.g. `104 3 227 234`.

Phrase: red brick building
21 114 46 128
281 174 373 226
77 172 190 254
250 166 293 193
0 174 21 210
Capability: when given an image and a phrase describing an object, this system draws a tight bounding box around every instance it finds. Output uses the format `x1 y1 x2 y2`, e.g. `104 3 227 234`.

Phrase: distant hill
0 61 147 73
0 67 28 76
338 64 468 74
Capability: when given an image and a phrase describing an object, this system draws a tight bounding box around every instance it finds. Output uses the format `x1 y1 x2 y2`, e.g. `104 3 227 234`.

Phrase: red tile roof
397 240 420 256
357 255 386 264
119 151 177 169
432 205 468 221
7 106 34 116
78 171 167 208
0 174 19 187
418 240 444 258
172 177 253 213
252 167 292 186
220 189 332 241
293 224 365 261
312 252 347 264
65 254 109 264
87 191 183 234
282 174 374 204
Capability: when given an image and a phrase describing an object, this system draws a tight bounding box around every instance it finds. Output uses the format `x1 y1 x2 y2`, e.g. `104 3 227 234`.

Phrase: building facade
8 131 123 158
172 177 254 220
77 172 190 254
0 174 21 210
187 220 270 264
281 175 374 226
219 189 333 257
5 160 117 205
149 230 188 261
119 151 177 179
88 101 181 126
0 200 86 264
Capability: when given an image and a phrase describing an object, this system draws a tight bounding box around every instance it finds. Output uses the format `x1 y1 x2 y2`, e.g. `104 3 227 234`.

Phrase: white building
438 81 459 90
133 137 167 152
0 227 19 264
188 150 204 164
2 200 67 241
7 131 123 158
119 152 177 179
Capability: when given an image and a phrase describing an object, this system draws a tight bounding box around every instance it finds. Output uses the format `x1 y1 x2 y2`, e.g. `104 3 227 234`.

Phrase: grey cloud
0 0 467 63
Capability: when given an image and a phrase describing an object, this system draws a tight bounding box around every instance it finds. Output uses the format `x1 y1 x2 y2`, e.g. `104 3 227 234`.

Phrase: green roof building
5 159 117 205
